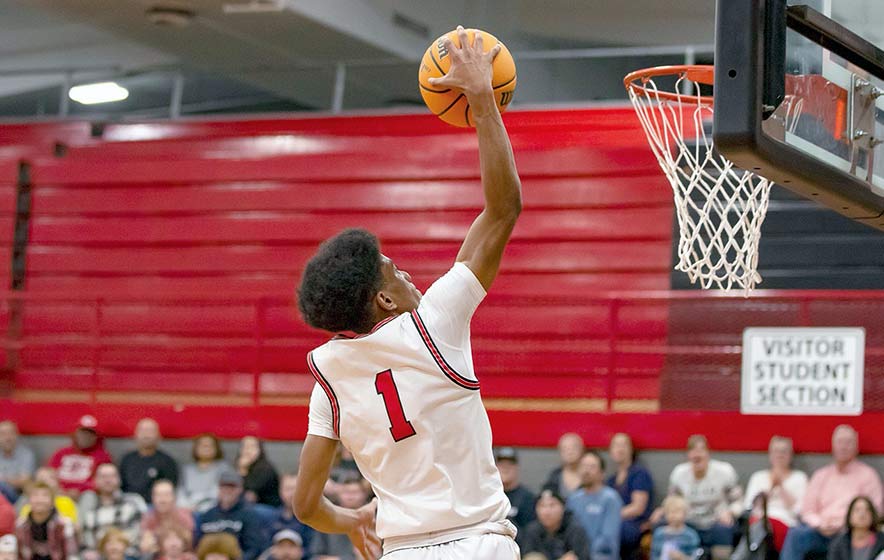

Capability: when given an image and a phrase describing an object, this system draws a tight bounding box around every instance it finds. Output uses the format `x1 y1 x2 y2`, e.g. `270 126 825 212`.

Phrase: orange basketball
418 28 517 128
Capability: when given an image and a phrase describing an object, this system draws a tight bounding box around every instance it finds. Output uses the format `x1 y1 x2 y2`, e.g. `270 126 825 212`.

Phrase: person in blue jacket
567 450 624 560
195 471 267 560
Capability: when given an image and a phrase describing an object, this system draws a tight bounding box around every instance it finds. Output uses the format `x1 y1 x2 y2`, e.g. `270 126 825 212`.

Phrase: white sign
741 327 865 416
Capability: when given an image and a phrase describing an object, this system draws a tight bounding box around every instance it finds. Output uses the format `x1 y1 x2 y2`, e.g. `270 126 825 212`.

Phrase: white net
626 68 801 293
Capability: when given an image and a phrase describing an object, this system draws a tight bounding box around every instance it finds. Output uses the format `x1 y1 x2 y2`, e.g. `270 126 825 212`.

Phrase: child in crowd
652 496 701 560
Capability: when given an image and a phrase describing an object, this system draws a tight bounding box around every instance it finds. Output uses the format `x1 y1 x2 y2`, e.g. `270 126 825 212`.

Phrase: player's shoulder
419 262 485 303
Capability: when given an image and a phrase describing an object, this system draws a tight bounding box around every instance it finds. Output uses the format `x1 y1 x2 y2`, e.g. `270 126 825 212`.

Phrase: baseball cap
218 471 243 487
76 415 99 432
494 447 518 463
272 530 303 546
0 535 17 553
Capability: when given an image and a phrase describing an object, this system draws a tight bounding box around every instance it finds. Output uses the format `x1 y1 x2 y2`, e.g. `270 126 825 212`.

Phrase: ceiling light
68 82 130 105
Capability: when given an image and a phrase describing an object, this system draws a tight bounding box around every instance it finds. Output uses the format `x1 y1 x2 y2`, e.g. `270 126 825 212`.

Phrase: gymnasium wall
0 108 882 452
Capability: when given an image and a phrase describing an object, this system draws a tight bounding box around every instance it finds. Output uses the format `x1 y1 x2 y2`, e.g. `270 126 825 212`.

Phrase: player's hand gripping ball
418 28 517 127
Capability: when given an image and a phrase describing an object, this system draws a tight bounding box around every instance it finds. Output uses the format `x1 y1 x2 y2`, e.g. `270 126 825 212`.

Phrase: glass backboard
713 0 884 229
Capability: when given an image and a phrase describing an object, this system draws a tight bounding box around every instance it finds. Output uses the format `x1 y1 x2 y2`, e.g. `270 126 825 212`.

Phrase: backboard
714 0 884 230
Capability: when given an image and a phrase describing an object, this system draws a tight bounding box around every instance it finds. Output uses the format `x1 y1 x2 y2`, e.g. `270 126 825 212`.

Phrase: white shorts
382 533 519 560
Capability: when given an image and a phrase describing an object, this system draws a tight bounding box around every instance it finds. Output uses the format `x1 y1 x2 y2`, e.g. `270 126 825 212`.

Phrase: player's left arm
293 435 381 559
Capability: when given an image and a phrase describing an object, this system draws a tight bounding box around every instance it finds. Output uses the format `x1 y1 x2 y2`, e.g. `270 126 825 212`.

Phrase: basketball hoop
624 65 802 294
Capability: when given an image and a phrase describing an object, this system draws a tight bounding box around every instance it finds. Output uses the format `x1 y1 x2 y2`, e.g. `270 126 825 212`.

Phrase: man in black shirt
119 418 179 503
494 447 536 549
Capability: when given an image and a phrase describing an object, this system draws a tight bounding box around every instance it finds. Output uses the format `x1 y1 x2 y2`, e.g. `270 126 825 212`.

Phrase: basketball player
293 26 522 560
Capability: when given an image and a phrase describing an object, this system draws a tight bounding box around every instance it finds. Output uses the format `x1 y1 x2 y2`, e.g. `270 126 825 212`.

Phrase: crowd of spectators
0 416 881 560
0 417 311 560
517 426 882 560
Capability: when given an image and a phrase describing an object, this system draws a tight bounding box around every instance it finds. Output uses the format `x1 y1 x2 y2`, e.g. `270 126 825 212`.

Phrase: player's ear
375 290 397 312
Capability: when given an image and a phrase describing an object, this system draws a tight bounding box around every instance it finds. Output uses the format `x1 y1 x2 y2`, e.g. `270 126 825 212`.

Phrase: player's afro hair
298 228 383 333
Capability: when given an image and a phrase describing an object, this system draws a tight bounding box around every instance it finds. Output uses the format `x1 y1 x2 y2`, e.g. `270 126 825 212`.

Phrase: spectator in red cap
47 416 113 498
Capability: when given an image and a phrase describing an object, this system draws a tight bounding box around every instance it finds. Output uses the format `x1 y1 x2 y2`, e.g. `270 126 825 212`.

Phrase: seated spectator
98 528 135 560
544 433 585 500
328 447 359 484
155 526 196 560
18 468 79 525
79 463 147 560
309 476 368 560
15 481 79 560
0 493 14 536
194 472 265 560
120 420 179 504
0 534 16 560
566 451 623 560
141 480 194 537
654 435 742 560
493 447 536 549
522 487 591 560
48 416 113 499
781 425 883 560
607 433 654 560
235 438 280 508
195 534 241 560
179 435 234 513
827 497 884 560
0 421 36 502
269 474 312 557
258 530 303 560
651 496 701 560
743 436 807 551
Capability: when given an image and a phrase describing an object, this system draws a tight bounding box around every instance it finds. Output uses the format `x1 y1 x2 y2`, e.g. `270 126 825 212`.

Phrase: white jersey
306 262 512 552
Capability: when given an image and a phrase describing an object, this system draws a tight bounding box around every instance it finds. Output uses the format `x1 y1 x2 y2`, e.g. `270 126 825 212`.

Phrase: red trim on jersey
333 315 397 340
410 310 480 391
307 352 340 437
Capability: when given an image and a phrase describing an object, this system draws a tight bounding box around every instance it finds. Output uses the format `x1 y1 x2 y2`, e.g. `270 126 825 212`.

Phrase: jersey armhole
410 309 480 391
307 352 341 438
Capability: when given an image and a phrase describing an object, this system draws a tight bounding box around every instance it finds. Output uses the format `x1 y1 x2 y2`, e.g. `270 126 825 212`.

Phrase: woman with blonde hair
195 534 242 560
98 528 133 560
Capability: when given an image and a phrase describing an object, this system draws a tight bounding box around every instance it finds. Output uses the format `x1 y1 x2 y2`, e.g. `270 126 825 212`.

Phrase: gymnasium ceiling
0 0 722 116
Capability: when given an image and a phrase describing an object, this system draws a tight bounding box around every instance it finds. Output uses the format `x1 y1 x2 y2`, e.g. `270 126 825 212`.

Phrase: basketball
418 28 517 127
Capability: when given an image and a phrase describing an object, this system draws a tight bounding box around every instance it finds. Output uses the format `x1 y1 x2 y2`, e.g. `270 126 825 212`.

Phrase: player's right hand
349 498 382 559
428 25 500 99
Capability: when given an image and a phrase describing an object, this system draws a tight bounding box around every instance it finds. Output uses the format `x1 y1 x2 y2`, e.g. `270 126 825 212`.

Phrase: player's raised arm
428 26 522 292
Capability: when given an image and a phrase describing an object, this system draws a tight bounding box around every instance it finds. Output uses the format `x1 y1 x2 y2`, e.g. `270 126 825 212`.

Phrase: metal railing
2 288 882 412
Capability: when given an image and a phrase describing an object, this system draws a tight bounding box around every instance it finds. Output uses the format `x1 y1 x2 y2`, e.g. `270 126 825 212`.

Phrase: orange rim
624 64 714 105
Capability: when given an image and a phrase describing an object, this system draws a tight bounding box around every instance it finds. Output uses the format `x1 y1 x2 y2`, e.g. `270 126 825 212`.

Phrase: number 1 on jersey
375 370 416 442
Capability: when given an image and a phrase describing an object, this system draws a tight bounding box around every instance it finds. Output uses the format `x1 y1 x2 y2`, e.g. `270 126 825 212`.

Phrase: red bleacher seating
1 109 882 451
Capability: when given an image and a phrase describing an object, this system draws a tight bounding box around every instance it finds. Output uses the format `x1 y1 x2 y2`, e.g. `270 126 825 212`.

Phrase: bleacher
0 109 882 453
